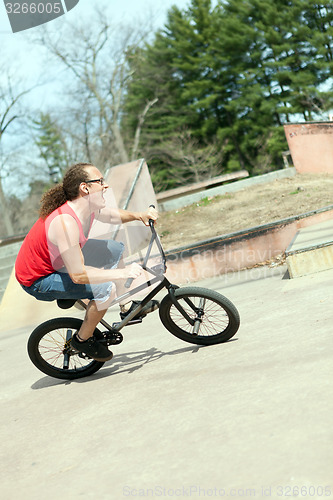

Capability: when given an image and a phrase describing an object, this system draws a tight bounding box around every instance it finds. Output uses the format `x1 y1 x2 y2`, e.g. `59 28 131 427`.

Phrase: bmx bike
27 211 240 380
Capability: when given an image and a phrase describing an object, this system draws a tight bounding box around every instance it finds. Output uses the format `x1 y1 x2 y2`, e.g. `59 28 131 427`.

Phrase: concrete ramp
286 218 333 278
0 269 79 333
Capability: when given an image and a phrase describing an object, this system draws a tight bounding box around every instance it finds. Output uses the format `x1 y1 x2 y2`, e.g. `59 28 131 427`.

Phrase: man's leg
71 293 116 362
76 299 109 341
75 281 118 341
116 257 130 306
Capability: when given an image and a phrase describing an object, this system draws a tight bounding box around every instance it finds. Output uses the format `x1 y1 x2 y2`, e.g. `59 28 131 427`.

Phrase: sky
0 0 191 45
0 0 192 105
0 0 191 32
0 0 194 195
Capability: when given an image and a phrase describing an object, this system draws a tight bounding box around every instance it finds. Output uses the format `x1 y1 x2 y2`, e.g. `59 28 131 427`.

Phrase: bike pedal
106 332 123 345
112 318 143 328
128 318 143 325
78 352 92 360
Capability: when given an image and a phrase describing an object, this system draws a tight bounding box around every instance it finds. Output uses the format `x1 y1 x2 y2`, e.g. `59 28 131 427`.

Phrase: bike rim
38 327 97 373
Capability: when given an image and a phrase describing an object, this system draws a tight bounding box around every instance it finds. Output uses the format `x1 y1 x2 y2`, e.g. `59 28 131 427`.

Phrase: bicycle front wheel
27 317 105 380
159 287 240 345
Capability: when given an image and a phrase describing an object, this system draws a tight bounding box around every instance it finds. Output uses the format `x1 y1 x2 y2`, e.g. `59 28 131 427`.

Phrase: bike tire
27 317 105 380
159 286 240 345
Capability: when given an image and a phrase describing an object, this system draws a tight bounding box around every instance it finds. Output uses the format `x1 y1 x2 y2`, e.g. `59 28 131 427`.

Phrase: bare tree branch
32 9 156 168
131 98 159 161
0 71 34 236
0 87 30 139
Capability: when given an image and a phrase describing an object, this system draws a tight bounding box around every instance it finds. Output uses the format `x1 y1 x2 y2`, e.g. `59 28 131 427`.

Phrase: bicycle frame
76 220 185 332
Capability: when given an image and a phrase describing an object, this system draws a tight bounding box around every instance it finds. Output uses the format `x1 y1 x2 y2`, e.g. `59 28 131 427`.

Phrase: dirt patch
158 173 333 250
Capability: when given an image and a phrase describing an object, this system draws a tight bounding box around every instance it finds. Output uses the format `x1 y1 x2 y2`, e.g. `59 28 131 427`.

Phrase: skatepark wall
284 121 333 174
163 205 333 285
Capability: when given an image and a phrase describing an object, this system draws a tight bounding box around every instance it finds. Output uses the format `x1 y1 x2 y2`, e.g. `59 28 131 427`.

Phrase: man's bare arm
48 215 142 284
95 206 158 226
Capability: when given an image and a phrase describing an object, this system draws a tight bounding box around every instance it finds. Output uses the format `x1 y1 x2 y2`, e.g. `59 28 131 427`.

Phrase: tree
33 7 158 172
223 0 333 172
149 129 226 191
0 74 30 236
32 112 70 182
123 0 225 186
123 0 333 185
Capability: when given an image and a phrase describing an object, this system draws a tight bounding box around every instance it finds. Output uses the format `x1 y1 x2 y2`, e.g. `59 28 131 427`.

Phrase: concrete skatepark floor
0 264 332 499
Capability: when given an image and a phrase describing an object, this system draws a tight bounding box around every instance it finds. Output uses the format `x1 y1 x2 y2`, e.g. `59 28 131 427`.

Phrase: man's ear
79 183 89 195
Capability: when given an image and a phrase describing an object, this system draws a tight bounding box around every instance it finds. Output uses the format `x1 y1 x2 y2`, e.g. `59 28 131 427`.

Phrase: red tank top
15 202 94 286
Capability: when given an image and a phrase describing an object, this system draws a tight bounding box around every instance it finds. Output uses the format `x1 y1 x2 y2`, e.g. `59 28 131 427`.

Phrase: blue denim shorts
22 240 124 304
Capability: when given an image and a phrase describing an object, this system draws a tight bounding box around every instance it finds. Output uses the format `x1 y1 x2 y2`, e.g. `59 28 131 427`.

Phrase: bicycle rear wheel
159 286 240 345
27 317 105 380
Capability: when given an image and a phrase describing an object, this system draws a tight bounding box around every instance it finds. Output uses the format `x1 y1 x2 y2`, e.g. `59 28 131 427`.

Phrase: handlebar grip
125 277 134 289
149 204 155 227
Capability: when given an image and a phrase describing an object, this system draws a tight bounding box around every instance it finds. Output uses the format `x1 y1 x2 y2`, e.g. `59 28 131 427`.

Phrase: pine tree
33 113 68 182
122 0 333 187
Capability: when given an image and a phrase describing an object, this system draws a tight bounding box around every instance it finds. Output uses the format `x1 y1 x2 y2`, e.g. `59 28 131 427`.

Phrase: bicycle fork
167 284 205 336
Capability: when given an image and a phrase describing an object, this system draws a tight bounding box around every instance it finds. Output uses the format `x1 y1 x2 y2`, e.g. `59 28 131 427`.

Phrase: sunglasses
86 177 106 186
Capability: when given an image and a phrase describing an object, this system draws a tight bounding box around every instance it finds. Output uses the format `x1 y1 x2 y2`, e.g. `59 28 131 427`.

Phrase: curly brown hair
39 163 94 219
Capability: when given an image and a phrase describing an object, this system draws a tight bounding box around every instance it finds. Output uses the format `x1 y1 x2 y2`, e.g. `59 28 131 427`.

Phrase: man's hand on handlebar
110 263 143 281
124 263 143 280
139 206 158 226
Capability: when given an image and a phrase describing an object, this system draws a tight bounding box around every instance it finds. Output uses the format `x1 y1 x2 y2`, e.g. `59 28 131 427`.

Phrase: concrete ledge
158 167 297 212
163 205 333 284
287 246 333 278
286 218 333 278
0 240 23 302
156 170 249 202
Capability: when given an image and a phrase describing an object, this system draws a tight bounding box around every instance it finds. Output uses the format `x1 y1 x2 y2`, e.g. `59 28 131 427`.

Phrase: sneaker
120 300 159 320
71 333 113 362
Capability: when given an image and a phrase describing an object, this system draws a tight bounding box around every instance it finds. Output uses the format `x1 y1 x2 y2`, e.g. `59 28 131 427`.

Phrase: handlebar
124 278 135 289
148 203 156 230
124 205 156 289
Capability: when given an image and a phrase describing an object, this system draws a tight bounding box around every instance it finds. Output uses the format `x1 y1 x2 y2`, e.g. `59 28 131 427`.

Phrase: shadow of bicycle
31 341 239 390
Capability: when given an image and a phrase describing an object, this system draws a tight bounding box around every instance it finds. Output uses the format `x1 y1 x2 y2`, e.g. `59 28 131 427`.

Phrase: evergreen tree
123 0 333 188
124 0 222 189
33 113 69 182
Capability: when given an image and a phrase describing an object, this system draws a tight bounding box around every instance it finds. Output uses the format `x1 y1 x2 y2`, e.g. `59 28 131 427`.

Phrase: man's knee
94 284 117 311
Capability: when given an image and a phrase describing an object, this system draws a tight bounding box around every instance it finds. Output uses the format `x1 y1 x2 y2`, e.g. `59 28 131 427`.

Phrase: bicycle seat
57 299 77 309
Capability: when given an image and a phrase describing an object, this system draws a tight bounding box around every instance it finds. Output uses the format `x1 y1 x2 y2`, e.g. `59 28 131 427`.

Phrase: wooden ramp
286 218 333 278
